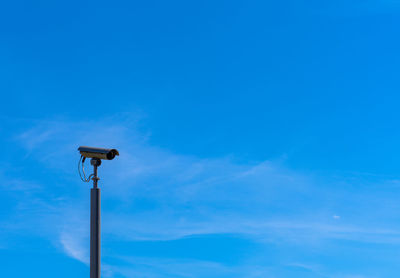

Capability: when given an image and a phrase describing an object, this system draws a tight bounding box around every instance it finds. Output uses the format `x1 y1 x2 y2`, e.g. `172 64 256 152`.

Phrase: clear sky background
1 0 400 277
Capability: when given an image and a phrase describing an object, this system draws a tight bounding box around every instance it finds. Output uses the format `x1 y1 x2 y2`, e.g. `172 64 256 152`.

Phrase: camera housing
78 146 119 160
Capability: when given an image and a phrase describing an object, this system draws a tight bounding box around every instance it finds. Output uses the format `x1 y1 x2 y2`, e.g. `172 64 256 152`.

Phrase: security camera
78 146 119 160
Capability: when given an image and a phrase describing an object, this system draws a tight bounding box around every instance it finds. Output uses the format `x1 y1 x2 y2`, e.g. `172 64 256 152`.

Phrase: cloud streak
6 115 400 277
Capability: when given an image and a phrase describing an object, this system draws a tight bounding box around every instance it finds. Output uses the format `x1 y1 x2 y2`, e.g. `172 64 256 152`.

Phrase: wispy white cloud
8 115 400 277
60 231 88 264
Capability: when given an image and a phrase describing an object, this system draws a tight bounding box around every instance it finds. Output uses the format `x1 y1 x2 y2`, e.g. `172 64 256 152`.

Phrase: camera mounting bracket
90 158 101 189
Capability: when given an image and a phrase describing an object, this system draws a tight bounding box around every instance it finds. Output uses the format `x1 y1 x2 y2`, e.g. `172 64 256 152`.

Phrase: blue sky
1 0 400 277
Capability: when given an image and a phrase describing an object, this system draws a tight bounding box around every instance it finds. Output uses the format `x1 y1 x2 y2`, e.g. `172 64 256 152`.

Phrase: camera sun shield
78 146 119 160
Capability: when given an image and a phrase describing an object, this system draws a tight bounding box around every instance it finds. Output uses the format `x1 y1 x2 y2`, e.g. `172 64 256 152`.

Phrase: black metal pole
90 158 101 278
